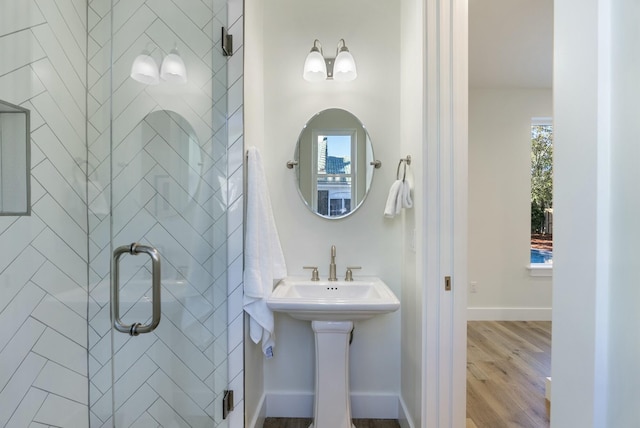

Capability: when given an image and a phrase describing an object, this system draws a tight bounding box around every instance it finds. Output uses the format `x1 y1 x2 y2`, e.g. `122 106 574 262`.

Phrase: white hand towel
401 180 413 209
384 180 403 218
384 180 413 218
243 146 287 358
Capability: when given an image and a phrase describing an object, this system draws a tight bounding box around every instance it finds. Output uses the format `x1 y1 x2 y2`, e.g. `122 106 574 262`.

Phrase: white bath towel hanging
243 146 287 358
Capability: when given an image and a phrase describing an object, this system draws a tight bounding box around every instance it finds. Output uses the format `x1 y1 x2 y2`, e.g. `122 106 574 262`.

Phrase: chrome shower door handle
111 243 161 336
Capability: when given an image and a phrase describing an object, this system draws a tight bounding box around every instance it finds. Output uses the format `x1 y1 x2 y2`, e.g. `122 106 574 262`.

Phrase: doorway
467 0 553 426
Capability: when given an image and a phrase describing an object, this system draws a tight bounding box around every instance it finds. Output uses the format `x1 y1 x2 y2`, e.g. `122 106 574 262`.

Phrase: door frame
421 0 468 426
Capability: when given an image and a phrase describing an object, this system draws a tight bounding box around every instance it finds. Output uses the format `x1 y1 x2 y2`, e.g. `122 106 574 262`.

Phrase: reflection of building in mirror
314 133 354 216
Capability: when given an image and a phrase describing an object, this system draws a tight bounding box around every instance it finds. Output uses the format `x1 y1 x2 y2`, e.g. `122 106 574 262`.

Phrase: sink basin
267 276 400 321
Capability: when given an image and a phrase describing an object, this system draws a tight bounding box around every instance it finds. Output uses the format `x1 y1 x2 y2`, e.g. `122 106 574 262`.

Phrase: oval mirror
294 108 375 219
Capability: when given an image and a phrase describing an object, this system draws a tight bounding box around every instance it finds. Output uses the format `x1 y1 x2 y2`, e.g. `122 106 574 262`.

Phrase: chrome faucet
328 245 337 281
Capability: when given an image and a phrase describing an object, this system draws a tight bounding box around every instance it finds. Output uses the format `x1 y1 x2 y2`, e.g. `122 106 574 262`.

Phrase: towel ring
396 155 412 182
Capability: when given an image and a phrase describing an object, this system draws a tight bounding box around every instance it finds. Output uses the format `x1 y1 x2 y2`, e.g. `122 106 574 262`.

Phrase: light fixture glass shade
303 48 327 82
130 50 160 85
160 48 187 84
333 49 357 82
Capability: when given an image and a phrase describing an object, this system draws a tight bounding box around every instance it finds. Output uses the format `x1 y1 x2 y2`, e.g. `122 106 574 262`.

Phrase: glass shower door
109 109 227 427
87 1 230 426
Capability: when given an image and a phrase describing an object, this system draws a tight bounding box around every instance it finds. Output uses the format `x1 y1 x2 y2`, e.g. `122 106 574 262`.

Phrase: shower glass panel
88 1 230 426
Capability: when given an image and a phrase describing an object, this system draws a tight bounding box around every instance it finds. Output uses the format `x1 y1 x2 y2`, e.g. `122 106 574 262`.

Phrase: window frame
529 117 553 276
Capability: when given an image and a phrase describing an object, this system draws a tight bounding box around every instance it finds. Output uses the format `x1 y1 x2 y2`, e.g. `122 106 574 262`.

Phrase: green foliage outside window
531 125 553 234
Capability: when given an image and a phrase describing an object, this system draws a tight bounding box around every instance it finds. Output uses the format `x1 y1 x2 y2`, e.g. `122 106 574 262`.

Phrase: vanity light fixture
130 50 160 85
303 39 357 82
131 45 187 85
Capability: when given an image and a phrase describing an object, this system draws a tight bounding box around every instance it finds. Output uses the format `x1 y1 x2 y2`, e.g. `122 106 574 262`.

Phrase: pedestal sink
267 277 400 428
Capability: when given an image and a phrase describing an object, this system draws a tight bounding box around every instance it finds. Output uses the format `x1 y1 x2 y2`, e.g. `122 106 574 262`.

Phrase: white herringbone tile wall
0 0 90 427
1 0 243 426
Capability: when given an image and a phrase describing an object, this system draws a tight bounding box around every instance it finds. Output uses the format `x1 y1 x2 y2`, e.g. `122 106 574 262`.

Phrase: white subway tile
0 353 47 427
6 387 47 427
34 393 88 427
31 227 86 287
34 361 88 404
147 370 211 426
31 294 87 347
0 318 46 391
33 328 87 375
147 340 213 408
0 0 46 35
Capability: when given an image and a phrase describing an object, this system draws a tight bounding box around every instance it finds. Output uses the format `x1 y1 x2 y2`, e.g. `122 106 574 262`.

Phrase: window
530 118 553 267
312 132 355 217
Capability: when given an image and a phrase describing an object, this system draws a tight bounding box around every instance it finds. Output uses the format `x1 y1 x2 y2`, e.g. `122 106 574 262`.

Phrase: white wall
551 0 609 425
468 88 553 320
245 0 404 419
606 0 640 425
399 0 424 425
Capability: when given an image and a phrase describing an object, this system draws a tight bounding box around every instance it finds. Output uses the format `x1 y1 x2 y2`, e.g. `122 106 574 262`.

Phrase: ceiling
469 0 553 89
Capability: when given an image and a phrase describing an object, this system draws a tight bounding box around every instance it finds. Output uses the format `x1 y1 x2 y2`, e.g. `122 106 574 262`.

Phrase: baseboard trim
351 393 401 419
545 377 552 401
398 395 415 428
467 307 552 321
266 391 313 418
265 391 401 419
247 393 267 428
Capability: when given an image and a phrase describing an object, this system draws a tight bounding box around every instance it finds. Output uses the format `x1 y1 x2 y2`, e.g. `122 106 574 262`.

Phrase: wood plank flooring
466 321 551 428
263 321 551 428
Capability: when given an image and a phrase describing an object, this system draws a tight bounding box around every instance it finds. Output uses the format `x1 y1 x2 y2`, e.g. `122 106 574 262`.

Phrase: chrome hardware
222 390 234 419
222 27 233 56
345 266 361 281
304 266 320 281
396 155 412 182
291 159 379 170
328 245 337 281
112 243 161 336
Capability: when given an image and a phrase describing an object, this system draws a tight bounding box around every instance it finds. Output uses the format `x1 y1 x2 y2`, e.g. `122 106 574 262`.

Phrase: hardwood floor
466 321 552 428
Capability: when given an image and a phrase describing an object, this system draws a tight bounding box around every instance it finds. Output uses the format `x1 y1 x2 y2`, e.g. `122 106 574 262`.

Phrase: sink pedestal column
310 320 355 428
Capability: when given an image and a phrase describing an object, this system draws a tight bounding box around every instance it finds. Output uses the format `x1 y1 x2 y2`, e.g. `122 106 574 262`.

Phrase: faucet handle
345 266 362 281
303 266 320 281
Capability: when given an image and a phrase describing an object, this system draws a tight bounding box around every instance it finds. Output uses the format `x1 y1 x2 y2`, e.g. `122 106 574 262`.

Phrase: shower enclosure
0 0 243 426
88 0 242 425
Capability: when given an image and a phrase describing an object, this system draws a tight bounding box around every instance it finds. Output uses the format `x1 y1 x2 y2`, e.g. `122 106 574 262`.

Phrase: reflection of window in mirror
312 131 355 217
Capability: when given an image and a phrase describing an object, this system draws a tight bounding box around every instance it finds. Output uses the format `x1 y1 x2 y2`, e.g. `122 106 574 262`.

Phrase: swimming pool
531 248 553 264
